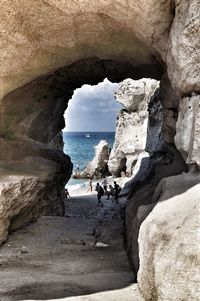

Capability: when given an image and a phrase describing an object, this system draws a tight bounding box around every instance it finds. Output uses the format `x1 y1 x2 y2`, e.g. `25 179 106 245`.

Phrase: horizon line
62 130 115 133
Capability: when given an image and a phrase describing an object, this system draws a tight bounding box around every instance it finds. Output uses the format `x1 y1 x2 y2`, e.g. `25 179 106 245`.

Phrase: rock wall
0 0 199 100
109 78 188 274
175 94 200 165
108 78 160 176
138 171 200 301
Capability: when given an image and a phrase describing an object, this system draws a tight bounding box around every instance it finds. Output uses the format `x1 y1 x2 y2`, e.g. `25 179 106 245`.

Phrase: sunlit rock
166 0 200 94
81 140 110 178
138 172 200 301
108 78 160 176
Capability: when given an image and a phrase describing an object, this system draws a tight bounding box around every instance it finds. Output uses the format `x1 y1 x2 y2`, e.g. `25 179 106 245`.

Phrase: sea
63 131 115 191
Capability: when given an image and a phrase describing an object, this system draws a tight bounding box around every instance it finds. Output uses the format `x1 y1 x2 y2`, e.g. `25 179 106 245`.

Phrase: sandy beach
67 176 130 197
0 185 138 301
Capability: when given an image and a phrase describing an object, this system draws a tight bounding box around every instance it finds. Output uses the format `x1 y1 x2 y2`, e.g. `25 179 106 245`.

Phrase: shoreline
66 176 131 197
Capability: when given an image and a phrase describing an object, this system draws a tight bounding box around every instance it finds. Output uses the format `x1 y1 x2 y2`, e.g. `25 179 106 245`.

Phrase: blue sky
63 78 122 132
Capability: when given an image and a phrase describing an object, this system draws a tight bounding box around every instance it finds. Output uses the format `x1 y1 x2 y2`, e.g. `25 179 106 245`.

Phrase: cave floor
0 193 140 301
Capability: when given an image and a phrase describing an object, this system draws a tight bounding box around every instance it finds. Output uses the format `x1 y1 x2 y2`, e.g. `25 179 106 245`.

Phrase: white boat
86 133 90 138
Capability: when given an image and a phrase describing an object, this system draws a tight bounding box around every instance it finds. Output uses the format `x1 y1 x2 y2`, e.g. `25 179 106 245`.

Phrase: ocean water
63 131 115 188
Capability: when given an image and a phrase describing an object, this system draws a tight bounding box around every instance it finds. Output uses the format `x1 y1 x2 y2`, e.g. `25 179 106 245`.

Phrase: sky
63 78 122 132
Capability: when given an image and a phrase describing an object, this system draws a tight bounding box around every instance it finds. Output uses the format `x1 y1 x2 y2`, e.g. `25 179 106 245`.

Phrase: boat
85 133 90 138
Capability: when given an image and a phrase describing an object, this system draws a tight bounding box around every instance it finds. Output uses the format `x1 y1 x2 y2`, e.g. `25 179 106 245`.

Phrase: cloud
63 78 122 132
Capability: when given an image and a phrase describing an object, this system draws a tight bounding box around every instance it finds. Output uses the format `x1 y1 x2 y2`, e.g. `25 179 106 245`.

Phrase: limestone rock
175 95 200 165
115 78 160 112
83 140 110 178
0 172 67 246
125 145 187 274
166 0 200 94
0 0 198 98
108 78 160 176
138 172 200 301
0 0 173 100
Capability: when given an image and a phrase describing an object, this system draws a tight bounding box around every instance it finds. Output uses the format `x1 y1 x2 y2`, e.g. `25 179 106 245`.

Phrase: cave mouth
0 57 164 300
0 56 163 234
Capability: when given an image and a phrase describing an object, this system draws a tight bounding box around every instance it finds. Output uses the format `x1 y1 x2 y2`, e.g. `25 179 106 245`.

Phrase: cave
0 57 163 238
0 1 199 300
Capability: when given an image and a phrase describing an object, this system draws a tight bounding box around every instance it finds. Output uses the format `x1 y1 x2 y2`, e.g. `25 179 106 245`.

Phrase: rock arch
0 0 199 264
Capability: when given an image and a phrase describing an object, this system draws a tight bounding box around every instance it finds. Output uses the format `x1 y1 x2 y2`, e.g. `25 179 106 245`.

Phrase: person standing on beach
106 184 115 200
102 177 108 194
65 189 70 199
114 181 121 204
95 183 104 207
87 177 93 193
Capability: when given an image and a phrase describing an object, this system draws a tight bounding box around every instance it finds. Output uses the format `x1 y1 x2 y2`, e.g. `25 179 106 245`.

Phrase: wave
67 182 88 191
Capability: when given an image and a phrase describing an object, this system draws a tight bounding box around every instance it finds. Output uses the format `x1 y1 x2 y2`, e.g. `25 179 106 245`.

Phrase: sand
0 188 141 301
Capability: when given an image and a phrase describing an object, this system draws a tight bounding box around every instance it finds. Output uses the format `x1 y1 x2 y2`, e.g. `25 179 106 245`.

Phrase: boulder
138 172 200 301
82 140 110 178
0 170 68 246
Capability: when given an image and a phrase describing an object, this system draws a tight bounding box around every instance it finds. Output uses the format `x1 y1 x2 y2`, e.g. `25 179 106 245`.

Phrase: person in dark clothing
102 177 108 194
114 181 121 204
65 189 70 199
95 182 104 207
106 184 115 200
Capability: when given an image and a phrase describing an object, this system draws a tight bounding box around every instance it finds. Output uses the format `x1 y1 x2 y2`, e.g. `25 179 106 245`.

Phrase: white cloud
63 78 122 132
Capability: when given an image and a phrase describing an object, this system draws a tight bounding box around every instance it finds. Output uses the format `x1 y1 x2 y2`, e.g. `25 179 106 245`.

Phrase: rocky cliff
109 77 188 275
108 78 160 177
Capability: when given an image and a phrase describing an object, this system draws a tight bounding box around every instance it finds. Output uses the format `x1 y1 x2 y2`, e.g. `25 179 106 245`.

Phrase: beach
67 176 130 197
0 184 138 301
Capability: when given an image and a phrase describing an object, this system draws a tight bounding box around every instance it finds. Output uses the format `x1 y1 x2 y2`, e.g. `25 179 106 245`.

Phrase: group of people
65 177 121 207
95 178 121 207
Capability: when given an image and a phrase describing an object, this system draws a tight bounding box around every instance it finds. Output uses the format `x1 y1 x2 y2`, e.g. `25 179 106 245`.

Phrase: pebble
95 242 109 247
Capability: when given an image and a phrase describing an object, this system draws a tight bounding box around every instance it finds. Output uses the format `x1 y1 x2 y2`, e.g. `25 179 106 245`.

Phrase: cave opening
0 57 165 300
62 78 122 195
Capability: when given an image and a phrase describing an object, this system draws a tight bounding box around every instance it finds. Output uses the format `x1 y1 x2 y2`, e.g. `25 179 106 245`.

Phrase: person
102 177 108 194
65 189 70 199
114 181 121 204
87 177 93 193
95 182 104 207
106 184 115 200
76 164 80 174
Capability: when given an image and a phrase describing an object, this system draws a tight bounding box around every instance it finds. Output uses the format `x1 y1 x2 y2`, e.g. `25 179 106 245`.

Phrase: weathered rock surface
175 94 200 165
108 78 160 176
112 80 187 275
80 140 110 178
125 145 187 274
138 172 200 301
166 0 200 94
0 172 66 245
0 73 73 244
0 0 199 99
0 0 170 100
